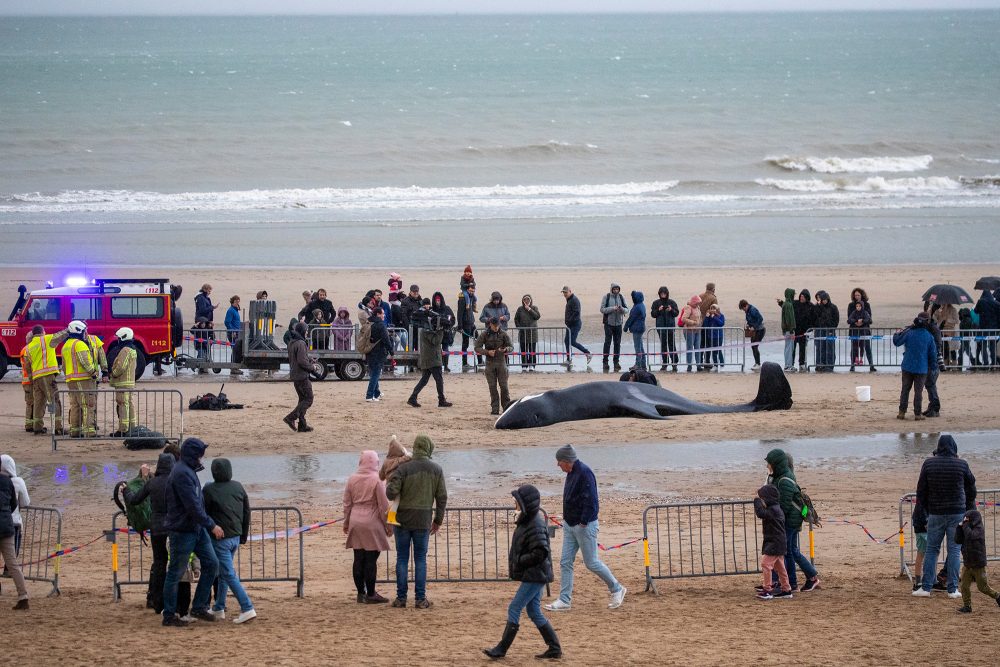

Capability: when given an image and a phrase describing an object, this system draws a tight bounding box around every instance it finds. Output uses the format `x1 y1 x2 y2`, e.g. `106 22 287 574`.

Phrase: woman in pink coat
343 450 392 603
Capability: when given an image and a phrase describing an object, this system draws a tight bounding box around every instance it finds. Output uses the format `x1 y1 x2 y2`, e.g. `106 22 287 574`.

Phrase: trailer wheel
309 362 329 382
339 359 367 381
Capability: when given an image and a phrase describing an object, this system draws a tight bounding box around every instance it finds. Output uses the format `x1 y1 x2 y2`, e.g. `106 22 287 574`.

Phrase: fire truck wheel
133 348 147 381
0 349 8 381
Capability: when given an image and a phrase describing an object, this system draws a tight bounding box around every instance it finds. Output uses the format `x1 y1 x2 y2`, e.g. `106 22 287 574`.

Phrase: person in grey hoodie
600 284 628 372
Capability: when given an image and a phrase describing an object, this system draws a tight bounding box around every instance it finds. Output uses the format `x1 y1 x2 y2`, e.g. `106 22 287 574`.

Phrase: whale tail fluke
751 362 793 411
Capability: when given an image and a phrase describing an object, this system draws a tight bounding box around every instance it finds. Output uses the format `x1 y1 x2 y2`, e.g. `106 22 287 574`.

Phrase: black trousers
148 532 169 613
602 324 623 366
287 378 314 422
353 549 381 596
899 371 927 414
795 333 808 365
412 367 445 400
750 327 766 365
658 328 678 366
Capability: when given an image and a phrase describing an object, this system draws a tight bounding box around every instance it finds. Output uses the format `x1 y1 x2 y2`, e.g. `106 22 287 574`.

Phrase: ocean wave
0 181 680 214
756 176 962 193
960 176 1000 187
463 140 600 157
766 154 933 174
960 155 1000 165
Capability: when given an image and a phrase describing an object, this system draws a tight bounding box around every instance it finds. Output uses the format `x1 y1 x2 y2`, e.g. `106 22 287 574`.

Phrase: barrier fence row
8 506 63 597
898 488 1000 579
111 506 304 600
50 388 184 451
807 328 1000 371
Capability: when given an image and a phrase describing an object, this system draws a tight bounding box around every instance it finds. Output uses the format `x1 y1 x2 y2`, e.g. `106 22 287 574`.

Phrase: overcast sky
3 0 999 15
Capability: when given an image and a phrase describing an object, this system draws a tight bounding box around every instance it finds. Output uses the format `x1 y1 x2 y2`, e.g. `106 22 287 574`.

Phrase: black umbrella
974 276 1000 291
921 284 975 306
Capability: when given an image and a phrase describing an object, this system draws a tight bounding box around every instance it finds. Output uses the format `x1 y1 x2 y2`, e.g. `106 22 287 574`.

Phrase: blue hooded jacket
623 291 646 334
892 320 937 375
164 438 217 533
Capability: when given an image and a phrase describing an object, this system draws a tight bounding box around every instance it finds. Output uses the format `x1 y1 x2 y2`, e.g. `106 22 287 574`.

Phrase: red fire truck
0 278 179 381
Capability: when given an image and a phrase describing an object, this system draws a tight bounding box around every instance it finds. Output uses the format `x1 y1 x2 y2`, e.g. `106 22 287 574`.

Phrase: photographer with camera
475 317 514 415
407 299 453 409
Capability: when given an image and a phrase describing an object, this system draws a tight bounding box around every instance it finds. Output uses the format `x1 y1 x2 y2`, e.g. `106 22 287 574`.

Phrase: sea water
0 12 998 267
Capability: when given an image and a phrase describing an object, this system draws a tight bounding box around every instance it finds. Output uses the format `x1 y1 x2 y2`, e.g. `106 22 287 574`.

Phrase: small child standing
955 509 1000 613
754 484 793 600
379 435 411 526
702 304 726 370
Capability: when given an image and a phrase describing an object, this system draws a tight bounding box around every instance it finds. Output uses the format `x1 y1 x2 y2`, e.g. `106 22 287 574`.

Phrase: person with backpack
118 453 174 613
599 283 628 372
203 458 256 624
364 308 394 402
765 448 821 592
483 484 561 660
0 461 29 610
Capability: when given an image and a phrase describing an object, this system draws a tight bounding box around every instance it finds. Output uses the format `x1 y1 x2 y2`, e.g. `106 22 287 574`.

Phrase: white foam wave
464 140 600 156
756 176 962 193
0 181 680 215
766 154 933 174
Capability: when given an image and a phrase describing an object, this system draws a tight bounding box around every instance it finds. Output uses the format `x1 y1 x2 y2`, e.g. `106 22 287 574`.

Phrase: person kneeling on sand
483 484 562 660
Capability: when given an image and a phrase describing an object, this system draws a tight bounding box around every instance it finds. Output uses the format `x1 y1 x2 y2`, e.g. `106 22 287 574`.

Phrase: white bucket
855 385 871 402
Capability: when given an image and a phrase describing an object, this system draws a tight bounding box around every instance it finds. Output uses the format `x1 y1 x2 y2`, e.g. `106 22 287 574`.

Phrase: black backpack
779 476 822 527
122 426 168 450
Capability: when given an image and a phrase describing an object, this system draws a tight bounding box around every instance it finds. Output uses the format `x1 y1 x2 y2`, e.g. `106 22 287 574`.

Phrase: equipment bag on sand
114 477 152 542
189 384 244 410
122 426 168 450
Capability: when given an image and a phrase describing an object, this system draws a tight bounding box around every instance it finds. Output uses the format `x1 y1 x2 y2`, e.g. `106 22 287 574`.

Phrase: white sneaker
209 609 225 621
609 586 626 609
179 614 194 622
544 599 571 611
947 591 962 599
912 588 931 597
234 609 257 624
751 364 761 371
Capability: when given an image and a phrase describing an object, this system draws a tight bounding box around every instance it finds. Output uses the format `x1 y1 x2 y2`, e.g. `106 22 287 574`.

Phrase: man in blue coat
544 445 626 612
161 437 224 627
892 312 937 421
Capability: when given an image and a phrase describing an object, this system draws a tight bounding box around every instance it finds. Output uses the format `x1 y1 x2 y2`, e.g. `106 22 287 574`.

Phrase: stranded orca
495 361 792 430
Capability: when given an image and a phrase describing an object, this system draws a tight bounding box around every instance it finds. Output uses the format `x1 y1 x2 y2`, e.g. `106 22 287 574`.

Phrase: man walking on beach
600 283 627 372
912 434 976 599
562 286 592 366
386 435 447 609
545 445 626 612
407 302 452 408
475 317 513 415
283 322 315 432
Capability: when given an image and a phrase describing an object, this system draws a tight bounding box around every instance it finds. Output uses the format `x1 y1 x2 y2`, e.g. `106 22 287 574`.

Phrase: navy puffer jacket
916 435 976 516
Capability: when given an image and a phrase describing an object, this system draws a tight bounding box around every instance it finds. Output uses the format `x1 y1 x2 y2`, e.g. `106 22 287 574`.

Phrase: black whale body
495 361 793 429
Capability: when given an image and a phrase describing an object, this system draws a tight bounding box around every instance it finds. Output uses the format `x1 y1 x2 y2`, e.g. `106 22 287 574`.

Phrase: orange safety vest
63 337 96 382
26 333 61 378
20 346 31 386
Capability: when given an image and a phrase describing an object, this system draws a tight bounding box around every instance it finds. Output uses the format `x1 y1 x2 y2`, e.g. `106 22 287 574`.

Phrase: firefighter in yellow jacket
20 333 34 432
109 327 138 434
63 320 100 437
25 323 71 435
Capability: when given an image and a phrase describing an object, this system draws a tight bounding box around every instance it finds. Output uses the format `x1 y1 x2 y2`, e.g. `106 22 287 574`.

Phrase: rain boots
484 621 519 659
536 622 562 659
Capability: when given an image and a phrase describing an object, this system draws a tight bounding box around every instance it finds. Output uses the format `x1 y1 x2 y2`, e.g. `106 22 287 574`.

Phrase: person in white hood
1 455 29 562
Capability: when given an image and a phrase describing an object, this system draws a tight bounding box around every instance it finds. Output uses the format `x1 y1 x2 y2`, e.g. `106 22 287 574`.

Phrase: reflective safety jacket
19 345 31 385
110 346 137 389
89 334 109 374
63 336 98 382
25 329 69 379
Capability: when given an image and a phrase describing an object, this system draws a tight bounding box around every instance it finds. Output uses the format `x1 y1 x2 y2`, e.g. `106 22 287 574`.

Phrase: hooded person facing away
623 290 647 370
203 458 256 624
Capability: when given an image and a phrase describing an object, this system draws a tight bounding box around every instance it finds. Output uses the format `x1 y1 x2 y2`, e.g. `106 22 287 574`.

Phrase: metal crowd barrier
51 388 184 451
307 323 357 352
807 327 902 370
10 506 63 597
644 326 746 371
378 506 551 593
643 500 762 593
176 326 240 369
940 329 1000 371
111 506 305 600
898 489 999 578
507 326 571 370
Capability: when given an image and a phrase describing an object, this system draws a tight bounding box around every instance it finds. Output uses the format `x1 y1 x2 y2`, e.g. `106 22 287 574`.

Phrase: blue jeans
631 332 646 369
557 520 622 604
394 527 430 601
783 332 796 368
366 355 384 399
162 528 219 618
212 536 254 613
921 512 964 592
508 581 547 627
783 526 817 590
684 330 700 367
564 322 590 355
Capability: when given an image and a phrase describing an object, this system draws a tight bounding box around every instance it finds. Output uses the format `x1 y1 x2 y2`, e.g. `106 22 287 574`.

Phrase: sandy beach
1 264 998 665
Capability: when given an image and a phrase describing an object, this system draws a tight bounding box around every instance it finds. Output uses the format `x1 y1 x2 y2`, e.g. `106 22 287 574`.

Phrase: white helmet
116 327 134 341
68 320 87 334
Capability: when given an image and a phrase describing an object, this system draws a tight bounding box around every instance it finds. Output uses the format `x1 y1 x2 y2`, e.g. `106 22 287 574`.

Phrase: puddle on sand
20 430 1000 508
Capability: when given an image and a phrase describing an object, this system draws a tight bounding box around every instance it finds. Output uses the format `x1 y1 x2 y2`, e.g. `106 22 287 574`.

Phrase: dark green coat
765 448 803 531
203 458 251 542
417 329 445 369
385 435 447 530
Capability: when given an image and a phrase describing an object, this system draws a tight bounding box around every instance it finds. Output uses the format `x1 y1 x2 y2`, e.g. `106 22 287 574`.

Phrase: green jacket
202 458 251 542
781 288 796 333
386 435 447 530
417 329 445 369
765 448 803 531
474 329 513 366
